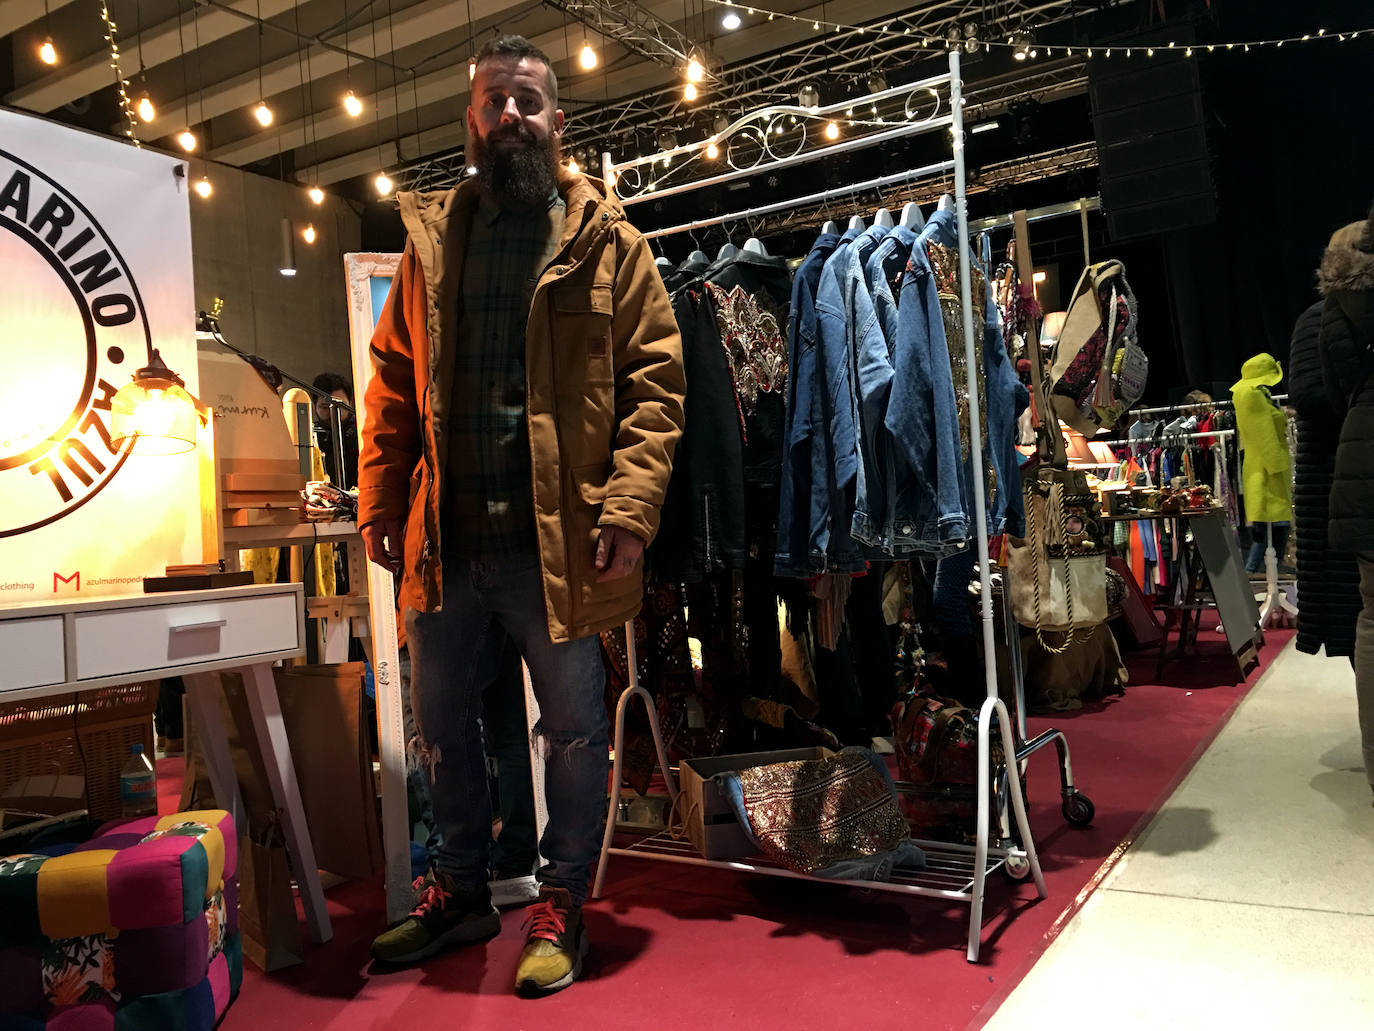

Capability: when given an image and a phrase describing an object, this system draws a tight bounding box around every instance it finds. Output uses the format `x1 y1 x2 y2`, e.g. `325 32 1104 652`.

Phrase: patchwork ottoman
0 810 241 1031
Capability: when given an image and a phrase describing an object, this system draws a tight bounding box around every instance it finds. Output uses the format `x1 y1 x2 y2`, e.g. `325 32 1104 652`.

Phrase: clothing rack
592 49 1047 964
1131 395 1288 418
636 158 956 241
1095 428 1236 448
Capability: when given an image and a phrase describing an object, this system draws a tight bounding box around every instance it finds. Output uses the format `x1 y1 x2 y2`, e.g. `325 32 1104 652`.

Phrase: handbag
1005 465 1108 653
890 693 1005 842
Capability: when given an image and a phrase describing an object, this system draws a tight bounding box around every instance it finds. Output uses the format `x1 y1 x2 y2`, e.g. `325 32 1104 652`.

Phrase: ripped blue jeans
405 551 609 905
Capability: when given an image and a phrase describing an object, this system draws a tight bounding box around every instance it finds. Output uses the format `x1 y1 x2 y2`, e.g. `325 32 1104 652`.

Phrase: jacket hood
1318 220 1374 295
1232 352 1284 392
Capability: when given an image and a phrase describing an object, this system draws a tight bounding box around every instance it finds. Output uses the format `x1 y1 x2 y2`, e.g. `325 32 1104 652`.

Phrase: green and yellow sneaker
514 886 588 995
370 871 500 965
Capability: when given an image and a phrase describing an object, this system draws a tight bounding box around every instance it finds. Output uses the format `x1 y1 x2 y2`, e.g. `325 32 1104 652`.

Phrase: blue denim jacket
810 225 883 573
889 211 1027 544
852 224 951 555
775 232 841 577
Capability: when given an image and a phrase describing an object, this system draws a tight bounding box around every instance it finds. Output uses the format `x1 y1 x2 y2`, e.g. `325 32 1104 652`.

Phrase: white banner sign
0 110 202 604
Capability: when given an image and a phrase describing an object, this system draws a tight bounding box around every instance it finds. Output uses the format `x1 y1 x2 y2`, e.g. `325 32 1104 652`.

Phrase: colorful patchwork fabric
0 810 241 1031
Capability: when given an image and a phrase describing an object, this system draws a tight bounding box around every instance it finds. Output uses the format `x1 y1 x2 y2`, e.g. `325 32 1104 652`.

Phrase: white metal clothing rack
592 50 1046 964
1131 394 1289 419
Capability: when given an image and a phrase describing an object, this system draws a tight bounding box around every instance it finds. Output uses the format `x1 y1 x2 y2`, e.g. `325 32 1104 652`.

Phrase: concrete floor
985 640 1374 1029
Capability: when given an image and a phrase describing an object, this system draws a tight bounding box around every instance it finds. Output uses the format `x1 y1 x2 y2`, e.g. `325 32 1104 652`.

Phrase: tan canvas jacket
357 168 685 642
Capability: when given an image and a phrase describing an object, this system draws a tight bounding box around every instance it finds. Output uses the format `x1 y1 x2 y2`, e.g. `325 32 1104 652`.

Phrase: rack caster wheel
1003 853 1032 880
1062 791 1095 826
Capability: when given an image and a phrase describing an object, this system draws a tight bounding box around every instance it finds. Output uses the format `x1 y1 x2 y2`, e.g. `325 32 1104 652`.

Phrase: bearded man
359 34 684 994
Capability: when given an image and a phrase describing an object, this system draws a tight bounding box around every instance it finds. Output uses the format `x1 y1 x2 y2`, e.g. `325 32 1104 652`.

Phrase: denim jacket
776 232 842 577
854 224 959 556
808 225 878 574
889 210 1027 546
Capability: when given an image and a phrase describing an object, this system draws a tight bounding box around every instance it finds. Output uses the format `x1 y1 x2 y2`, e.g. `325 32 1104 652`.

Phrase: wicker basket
0 683 157 821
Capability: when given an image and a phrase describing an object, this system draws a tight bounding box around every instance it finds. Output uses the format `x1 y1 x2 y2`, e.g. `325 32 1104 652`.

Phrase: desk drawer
0 616 67 692
73 593 300 680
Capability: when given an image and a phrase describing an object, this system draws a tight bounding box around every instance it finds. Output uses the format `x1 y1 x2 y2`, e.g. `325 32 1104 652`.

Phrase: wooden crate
0 684 157 821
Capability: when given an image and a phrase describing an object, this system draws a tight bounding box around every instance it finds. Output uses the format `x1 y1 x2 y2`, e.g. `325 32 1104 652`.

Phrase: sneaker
370 871 500 965
514 886 588 994
490 873 540 909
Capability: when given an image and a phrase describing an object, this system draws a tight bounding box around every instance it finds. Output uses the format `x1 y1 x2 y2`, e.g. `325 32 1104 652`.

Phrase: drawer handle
170 619 228 634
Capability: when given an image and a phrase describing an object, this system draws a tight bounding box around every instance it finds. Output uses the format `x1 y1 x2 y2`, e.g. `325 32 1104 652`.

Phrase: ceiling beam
215 0 894 173
129 0 471 141
4 0 299 113
0 0 79 40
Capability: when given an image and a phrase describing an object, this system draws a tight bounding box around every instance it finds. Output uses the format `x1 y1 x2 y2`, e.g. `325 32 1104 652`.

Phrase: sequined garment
704 282 788 441
926 241 988 463
733 751 910 875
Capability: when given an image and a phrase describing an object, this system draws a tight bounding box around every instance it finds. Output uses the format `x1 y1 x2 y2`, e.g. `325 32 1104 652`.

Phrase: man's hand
361 519 405 575
594 525 644 582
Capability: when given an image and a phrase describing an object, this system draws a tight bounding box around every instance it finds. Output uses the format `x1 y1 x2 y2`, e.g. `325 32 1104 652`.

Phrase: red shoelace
410 875 451 919
522 897 567 944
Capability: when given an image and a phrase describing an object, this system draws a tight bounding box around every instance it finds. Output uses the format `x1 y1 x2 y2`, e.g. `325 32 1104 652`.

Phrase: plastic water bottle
120 744 157 818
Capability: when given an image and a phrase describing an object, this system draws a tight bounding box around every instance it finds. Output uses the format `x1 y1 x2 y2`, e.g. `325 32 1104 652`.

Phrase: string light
302 224 317 244
343 90 363 117
683 0 1369 58
309 185 325 204
177 129 197 151
194 176 212 198
254 101 273 126
580 41 598 70
100 2 139 145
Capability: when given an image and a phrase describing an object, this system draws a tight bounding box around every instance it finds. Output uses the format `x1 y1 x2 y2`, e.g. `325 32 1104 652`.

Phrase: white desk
0 582 332 943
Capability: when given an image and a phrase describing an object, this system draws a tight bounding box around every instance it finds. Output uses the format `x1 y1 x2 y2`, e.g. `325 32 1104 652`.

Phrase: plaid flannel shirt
443 191 566 558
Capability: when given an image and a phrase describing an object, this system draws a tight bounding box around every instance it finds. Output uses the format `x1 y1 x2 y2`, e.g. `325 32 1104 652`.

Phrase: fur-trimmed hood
1318 219 1374 295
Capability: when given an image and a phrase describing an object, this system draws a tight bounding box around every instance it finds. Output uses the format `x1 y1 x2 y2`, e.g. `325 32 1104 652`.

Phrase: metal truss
544 0 712 74
394 0 1120 192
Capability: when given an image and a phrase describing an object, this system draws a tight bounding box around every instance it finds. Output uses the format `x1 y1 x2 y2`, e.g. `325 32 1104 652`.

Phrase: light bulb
466 165 477 175
687 57 705 83
579 42 597 70
177 130 197 152
684 82 698 102
308 185 325 204
343 91 363 117
194 176 212 198
469 58 477 81
136 93 155 122
706 142 719 159
39 37 57 65
825 121 839 141
134 389 180 438
302 224 317 244
254 101 273 127
568 157 580 174
722 12 741 30
375 172 393 196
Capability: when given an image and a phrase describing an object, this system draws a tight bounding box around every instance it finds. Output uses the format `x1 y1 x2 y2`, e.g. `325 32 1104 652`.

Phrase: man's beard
470 125 560 210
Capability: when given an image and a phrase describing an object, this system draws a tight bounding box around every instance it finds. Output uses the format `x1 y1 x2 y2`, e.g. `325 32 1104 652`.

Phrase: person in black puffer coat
1317 202 1374 795
1290 302 1361 659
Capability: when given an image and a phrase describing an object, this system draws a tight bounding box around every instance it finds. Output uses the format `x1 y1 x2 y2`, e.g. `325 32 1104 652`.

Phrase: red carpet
170 627 1290 1031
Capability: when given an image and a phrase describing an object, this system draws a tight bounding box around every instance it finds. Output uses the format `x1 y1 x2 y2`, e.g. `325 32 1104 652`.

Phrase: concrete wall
189 164 363 392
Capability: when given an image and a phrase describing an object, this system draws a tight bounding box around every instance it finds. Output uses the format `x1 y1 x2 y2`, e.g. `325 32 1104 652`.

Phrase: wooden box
678 747 833 859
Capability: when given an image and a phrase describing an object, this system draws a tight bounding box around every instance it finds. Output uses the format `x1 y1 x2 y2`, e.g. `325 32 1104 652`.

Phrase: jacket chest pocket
554 283 614 384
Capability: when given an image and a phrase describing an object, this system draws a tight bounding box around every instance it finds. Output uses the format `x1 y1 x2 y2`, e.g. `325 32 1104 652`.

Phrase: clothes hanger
873 206 895 229
900 198 925 230
683 225 709 268
848 212 867 231
716 221 739 262
819 195 840 236
937 193 956 212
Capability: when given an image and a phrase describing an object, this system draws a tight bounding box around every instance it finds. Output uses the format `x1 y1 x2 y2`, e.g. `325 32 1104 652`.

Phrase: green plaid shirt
443 191 566 558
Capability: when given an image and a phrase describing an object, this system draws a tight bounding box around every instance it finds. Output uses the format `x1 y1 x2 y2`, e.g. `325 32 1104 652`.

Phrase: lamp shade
109 350 200 455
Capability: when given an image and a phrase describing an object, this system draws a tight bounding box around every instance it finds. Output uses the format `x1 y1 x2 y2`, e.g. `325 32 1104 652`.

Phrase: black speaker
1090 34 1217 241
